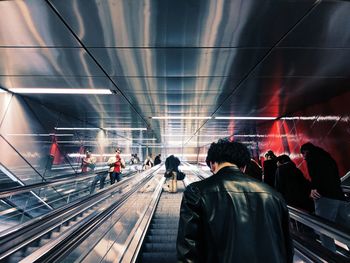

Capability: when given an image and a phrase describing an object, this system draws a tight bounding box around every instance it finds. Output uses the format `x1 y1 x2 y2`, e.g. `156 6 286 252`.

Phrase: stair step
149 229 178 236
141 252 177 263
144 243 176 252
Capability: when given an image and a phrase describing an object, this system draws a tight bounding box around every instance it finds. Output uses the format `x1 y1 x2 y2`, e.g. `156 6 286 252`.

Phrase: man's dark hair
276 154 292 164
206 139 251 168
265 150 277 160
300 142 315 153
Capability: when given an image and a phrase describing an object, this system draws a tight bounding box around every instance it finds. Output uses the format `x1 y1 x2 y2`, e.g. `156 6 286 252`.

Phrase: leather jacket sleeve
177 185 203 263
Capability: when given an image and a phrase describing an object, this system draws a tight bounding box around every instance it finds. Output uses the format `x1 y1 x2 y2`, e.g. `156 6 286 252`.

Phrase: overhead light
161 134 192 137
55 127 147 131
196 134 230 137
7 133 74 137
0 89 6 93
55 127 100 131
9 88 112 94
104 128 147 131
214 116 277 120
152 116 211 120
132 138 157 141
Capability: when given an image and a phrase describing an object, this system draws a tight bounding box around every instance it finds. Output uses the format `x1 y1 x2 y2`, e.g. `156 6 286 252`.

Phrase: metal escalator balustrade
0 171 136 232
33 165 163 263
138 182 185 263
0 168 134 230
0 167 142 262
113 164 205 263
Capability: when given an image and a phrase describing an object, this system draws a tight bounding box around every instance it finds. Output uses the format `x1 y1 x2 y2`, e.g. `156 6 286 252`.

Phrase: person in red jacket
107 149 125 184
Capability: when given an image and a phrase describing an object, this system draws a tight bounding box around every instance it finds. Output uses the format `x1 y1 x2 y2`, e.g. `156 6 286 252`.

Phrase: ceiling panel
252 48 350 78
0 0 79 47
0 48 104 76
280 1 350 48
214 76 350 117
50 0 315 47
24 94 143 121
90 48 267 77
113 76 240 93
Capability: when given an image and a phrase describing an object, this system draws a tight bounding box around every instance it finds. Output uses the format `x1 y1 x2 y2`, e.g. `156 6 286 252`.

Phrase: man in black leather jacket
177 139 293 262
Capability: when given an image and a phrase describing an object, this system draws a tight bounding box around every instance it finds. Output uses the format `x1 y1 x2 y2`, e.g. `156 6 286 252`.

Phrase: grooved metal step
138 182 185 263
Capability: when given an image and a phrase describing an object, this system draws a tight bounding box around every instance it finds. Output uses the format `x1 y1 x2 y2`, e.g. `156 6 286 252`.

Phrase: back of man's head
206 139 250 168
300 142 315 154
276 154 292 165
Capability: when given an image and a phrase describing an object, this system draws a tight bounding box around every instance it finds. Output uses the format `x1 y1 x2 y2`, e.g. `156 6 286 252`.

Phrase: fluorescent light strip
161 134 192 137
9 88 112 94
152 116 211 120
55 127 100 131
132 138 157 141
55 127 147 131
104 128 147 131
215 116 277 120
7 133 74 137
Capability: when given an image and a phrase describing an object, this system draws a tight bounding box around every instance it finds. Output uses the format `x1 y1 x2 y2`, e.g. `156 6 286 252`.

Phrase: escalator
138 182 185 262
0 166 159 262
1 163 349 263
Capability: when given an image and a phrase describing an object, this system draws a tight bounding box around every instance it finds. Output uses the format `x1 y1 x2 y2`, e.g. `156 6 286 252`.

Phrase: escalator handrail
0 172 136 249
288 206 350 245
0 169 109 199
21 166 163 263
120 177 166 263
292 231 349 263
342 185 350 193
0 166 159 261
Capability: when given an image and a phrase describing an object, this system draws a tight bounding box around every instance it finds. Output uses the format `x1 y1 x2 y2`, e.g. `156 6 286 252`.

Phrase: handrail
292 232 349 263
21 166 162 262
0 170 108 199
288 206 350 245
342 185 350 193
0 166 148 261
120 176 165 263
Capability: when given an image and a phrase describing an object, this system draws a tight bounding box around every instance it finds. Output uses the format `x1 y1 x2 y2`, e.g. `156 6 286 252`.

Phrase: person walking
177 140 293 262
301 142 347 251
107 149 125 184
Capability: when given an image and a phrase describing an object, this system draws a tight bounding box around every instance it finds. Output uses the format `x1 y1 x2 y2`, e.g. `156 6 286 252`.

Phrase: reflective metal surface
0 0 349 165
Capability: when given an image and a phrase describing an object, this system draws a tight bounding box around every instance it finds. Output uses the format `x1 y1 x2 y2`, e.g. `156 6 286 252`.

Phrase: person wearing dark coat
300 142 347 252
275 155 314 212
165 155 180 172
177 140 293 263
154 154 162 166
165 155 181 193
263 150 277 188
244 158 263 181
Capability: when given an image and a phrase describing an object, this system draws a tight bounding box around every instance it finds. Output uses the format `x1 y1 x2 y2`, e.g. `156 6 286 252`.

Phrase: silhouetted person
154 154 162 166
177 140 293 262
244 158 262 181
165 155 181 193
301 142 346 251
263 150 277 188
275 155 313 212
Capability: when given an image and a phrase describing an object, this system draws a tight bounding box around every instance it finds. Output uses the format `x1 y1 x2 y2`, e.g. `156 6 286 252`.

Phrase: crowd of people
84 150 165 193
79 140 348 261
176 140 349 261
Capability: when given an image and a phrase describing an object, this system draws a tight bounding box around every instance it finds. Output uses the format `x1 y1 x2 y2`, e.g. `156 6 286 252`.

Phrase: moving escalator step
141 252 177 263
148 229 178 236
145 235 177 243
144 243 175 252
